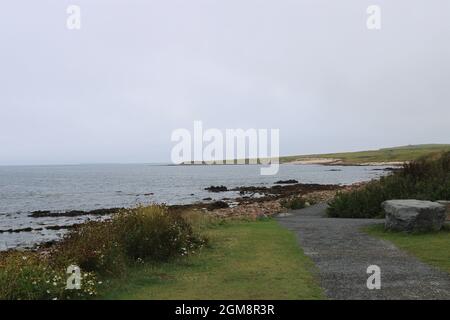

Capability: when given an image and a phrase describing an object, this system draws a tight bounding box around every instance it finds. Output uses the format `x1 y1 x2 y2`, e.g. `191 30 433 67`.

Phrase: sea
0 163 390 250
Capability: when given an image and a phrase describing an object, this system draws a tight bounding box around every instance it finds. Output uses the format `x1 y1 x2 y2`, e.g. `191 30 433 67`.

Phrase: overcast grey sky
1 1 449 165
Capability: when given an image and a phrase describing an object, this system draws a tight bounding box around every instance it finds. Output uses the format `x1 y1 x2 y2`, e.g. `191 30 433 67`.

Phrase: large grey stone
437 200 450 210
382 199 446 232
437 200 450 221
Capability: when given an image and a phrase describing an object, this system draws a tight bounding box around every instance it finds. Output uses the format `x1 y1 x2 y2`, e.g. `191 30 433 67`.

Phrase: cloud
0 0 449 164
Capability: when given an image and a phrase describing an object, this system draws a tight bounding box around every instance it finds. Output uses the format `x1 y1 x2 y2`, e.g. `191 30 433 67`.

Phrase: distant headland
181 144 450 166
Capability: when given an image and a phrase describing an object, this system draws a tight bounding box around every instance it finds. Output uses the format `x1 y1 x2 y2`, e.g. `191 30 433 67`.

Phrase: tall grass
327 152 450 218
0 205 208 300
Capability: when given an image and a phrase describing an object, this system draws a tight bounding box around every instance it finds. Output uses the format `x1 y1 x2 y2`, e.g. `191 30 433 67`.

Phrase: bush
0 205 207 300
280 197 306 210
113 206 206 261
327 152 450 218
56 206 207 273
53 220 127 276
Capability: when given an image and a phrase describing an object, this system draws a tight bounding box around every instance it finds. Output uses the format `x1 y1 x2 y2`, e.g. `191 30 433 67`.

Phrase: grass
280 144 450 164
364 224 450 274
183 144 450 165
99 219 324 300
0 206 206 300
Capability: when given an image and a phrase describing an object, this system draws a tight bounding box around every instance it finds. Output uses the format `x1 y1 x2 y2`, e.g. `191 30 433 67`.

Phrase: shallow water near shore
0 163 389 250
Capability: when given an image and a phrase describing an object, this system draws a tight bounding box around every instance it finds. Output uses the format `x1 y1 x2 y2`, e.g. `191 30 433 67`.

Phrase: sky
1 0 449 165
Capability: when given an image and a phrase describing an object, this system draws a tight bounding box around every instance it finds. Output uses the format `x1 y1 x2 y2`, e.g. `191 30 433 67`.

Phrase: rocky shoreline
0 179 374 252
28 207 123 218
0 181 368 235
195 182 368 219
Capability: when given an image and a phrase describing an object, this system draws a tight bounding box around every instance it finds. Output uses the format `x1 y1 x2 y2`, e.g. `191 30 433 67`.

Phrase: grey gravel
276 203 450 300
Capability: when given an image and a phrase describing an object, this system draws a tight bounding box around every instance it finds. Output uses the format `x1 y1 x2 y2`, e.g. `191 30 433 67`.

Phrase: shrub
112 205 206 261
0 205 208 300
55 205 207 273
280 197 306 210
53 220 127 276
327 152 450 218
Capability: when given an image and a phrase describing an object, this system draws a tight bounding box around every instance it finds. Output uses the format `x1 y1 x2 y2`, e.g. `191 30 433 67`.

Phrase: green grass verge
364 224 450 274
99 220 324 300
280 144 450 164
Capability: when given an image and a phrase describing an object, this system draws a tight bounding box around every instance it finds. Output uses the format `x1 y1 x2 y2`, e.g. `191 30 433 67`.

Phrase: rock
206 201 229 210
228 202 239 208
277 212 292 217
29 207 122 218
437 200 450 221
382 199 446 232
275 179 298 184
437 200 450 208
205 185 228 192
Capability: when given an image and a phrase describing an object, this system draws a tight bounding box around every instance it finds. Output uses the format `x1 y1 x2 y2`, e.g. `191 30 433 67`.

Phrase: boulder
437 200 450 207
382 199 446 232
437 200 450 221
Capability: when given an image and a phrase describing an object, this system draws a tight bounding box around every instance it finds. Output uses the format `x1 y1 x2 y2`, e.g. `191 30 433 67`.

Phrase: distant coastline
180 144 450 167
180 159 404 166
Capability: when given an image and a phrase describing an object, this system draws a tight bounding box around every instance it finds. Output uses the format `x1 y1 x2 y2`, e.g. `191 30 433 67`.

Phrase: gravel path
276 203 450 299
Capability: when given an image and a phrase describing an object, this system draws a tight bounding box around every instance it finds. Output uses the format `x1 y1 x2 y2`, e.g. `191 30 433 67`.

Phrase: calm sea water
0 163 389 250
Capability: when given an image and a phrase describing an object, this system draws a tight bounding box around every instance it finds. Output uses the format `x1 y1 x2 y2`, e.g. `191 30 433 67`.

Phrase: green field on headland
185 144 450 166
280 144 450 165
100 220 324 300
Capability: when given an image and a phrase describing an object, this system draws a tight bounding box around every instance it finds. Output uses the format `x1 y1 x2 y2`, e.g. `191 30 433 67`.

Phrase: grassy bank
0 206 207 299
280 144 450 164
0 209 324 300
364 224 450 274
100 220 324 300
327 151 450 218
